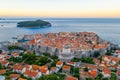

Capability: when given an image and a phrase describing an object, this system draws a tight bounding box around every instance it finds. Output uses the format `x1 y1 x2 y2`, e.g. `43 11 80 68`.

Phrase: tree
86 40 92 44
55 73 66 80
7 56 23 63
95 73 103 80
70 66 74 74
50 55 59 67
80 58 95 64
51 61 56 67
8 46 23 50
102 78 109 80
110 73 117 80
74 68 79 74
95 77 100 80
73 74 80 80
37 56 51 66
20 74 28 79
24 54 37 64
0 50 2 54
98 56 102 63
37 74 59 80
86 78 92 80
84 67 89 72
72 58 81 62
2 70 18 76
0 62 6 69
106 50 112 55
50 55 58 60
43 53 50 57
93 52 100 58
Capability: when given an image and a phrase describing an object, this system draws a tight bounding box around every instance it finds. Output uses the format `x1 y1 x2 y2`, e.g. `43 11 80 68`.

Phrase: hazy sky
0 0 120 17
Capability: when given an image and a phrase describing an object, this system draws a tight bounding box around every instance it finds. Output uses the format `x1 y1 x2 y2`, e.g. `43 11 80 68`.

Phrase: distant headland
17 20 51 28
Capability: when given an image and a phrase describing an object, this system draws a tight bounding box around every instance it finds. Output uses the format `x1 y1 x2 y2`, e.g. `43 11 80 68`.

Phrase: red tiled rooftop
117 71 120 76
102 69 111 75
63 65 71 70
66 76 78 80
0 70 6 74
14 64 24 71
103 55 120 61
24 32 107 51
80 72 90 77
116 50 120 53
67 61 76 65
39 65 48 73
93 58 100 64
24 70 38 77
56 61 63 65
29 39 36 44
85 64 99 69
40 69 48 73
18 78 26 80
51 67 57 71
89 70 97 78
32 65 40 70
10 74 20 78
1 60 9 65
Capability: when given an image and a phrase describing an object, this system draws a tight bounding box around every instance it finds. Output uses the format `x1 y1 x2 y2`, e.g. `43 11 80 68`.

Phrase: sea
0 18 120 46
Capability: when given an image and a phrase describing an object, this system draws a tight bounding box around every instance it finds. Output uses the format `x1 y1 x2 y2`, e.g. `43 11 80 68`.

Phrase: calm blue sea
0 18 120 45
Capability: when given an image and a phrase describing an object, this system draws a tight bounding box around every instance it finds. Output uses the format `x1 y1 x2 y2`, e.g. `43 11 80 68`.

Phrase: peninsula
0 32 119 80
17 20 51 28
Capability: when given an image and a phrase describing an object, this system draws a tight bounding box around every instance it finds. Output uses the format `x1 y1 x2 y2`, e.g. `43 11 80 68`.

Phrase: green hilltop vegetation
17 20 51 28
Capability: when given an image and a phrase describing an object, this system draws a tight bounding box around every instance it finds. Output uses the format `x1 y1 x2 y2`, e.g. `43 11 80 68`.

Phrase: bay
0 18 120 45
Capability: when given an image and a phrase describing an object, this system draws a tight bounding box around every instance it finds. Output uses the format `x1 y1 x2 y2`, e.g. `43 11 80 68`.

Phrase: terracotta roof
22 32 105 51
102 69 111 75
39 66 48 74
10 74 20 78
66 76 78 80
14 64 24 71
51 67 57 71
18 78 26 80
12 52 19 57
0 70 6 74
29 39 36 44
56 61 63 65
0 58 4 61
89 70 97 78
116 50 120 53
24 70 38 77
5 55 11 59
40 69 48 73
93 58 100 64
117 71 120 76
84 64 99 69
32 65 40 70
1 60 9 65
67 61 76 65
24 64 31 69
94 43 108 49
63 65 71 70
1 52 7 55
80 72 90 77
103 55 120 61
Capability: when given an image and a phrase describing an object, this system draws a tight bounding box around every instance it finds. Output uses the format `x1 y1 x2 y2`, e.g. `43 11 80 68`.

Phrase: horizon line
1 16 120 19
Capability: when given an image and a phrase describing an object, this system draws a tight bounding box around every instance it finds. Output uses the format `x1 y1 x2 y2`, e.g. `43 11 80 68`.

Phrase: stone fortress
17 32 115 62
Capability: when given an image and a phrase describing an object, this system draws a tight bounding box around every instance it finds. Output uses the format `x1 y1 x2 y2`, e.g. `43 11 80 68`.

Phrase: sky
0 0 120 18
